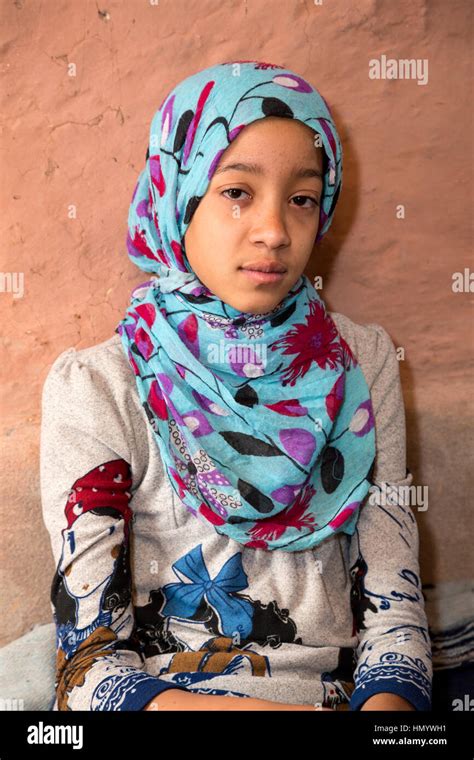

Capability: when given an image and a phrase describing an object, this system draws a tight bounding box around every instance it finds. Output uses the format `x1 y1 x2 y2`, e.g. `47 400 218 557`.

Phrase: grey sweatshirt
40 310 433 711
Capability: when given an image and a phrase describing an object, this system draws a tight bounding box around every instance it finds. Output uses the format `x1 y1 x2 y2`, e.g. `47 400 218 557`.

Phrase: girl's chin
222 295 285 315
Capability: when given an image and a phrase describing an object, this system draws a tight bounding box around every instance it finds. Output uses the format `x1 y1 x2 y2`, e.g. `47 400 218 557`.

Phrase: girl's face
183 116 325 314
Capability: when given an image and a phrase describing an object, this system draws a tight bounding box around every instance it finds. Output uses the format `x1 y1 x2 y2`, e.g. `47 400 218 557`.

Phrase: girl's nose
248 205 291 249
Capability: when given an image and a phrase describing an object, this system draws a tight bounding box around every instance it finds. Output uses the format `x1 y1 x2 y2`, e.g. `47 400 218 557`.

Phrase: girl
40 60 433 711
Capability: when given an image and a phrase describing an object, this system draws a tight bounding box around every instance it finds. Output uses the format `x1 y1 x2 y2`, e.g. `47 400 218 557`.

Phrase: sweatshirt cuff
106 674 189 711
349 678 432 711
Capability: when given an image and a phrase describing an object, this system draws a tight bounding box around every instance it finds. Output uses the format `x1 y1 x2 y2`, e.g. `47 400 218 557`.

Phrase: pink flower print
182 80 215 164
329 501 360 531
325 375 345 422
247 483 317 543
135 326 154 361
171 240 187 272
177 314 199 359
270 299 343 386
148 380 168 421
127 227 156 264
135 302 156 328
150 154 166 197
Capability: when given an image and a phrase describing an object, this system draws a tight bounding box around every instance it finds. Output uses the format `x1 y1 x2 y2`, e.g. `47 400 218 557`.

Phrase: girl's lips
239 268 286 284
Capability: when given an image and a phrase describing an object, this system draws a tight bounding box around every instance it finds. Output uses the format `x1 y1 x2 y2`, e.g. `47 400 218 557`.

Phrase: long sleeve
348 324 433 711
40 346 189 711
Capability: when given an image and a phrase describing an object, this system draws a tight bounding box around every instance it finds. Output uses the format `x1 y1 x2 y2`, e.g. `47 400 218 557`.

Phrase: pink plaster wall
1 0 472 645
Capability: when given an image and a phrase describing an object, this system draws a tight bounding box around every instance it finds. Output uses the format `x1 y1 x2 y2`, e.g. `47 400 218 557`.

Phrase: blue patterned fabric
116 60 376 551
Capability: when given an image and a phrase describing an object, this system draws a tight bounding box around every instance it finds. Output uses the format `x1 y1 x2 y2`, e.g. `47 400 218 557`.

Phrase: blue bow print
161 545 254 639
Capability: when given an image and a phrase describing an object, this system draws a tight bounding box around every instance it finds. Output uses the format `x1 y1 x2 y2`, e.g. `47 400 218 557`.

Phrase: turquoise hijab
116 60 376 552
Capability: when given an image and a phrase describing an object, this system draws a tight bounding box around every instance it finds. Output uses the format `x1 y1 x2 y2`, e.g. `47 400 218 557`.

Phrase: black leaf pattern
321 446 345 493
234 383 259 408
173 110 194 154
237 478 275 514
142 402 162 439
142 400 154 425
226 515 249 525
179 292 214 305
270 301 297 327
327 183 341 219
367 456 376 484
261 97 294 119
219 431 282 457
184 195 202 225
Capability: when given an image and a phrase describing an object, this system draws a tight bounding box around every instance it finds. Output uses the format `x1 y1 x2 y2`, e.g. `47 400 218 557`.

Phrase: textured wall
1 0 472 646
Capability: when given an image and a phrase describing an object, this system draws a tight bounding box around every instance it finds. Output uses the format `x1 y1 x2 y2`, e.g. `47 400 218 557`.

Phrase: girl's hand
145 689 335 711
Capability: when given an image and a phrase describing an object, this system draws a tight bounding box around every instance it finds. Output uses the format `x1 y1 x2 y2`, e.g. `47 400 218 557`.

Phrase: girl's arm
360 693 416 711
144 691 320 711
40 346 189 711
347 324 432 711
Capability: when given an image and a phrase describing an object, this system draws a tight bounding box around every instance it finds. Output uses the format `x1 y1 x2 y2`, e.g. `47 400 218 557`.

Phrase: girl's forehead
215 119 322 164
230 115 317 142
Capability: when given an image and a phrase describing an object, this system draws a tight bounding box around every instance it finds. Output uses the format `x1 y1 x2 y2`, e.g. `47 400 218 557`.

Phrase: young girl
40 60 433 711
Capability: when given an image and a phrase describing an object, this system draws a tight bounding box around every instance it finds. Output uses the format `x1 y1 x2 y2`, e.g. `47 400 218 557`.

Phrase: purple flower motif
317 118 337 165
157 372 173 395
229 125 246 141
122 321 135 341
162 393 185 426
136 198 152 219
209 149 226 179
190 284 207 297
192 390 230 416
279 428 316 466
182 409 213 437
272 74 313 93
131 280 155 301
271 482 302 505
228 345 265 378
349 399 375 437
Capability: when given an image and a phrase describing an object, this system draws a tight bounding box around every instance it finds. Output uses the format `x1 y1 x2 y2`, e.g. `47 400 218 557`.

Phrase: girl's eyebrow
214 161 323 180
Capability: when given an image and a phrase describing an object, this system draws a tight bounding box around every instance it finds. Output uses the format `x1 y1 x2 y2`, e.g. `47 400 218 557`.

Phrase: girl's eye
221 188 250 201
291 195 320 209
221 189 319 209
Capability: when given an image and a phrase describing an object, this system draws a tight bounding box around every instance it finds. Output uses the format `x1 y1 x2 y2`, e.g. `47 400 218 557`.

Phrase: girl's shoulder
329 310 399 390
41 334 140 437
43 333 133 392
46 332 126 371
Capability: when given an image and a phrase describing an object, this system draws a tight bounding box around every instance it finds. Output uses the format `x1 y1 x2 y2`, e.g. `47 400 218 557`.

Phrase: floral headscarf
116 60 375 551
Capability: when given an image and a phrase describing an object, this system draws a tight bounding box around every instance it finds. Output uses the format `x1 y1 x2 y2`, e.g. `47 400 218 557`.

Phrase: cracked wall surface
0 0 472 645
